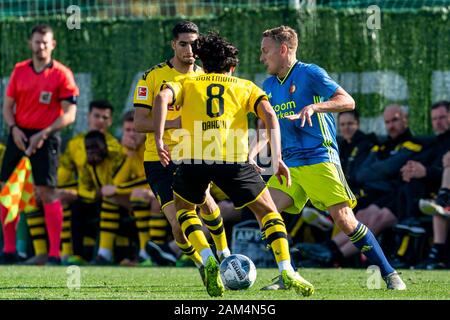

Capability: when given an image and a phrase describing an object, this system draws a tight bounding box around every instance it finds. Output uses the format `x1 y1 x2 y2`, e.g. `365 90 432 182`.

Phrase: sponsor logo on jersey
289 84 296 94
137 86 148 100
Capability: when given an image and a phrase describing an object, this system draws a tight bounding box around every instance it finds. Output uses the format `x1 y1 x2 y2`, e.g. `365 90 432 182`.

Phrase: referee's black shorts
173 161 267 209
0 128 60 187
143 161 177 210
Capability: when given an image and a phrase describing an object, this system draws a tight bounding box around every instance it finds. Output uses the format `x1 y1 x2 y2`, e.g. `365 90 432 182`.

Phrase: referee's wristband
9 124 18 133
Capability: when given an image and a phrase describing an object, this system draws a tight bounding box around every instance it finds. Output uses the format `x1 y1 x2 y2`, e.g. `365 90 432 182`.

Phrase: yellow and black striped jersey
133 60 203 162
113 143 148 195
166 73 267 162
78 147 127 201
58 132 123 196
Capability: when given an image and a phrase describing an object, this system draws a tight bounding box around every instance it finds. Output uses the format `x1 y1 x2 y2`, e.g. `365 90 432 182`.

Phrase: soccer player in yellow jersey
133 22 230 275
134 21 230 273
153 32 314 298
63 101 121 263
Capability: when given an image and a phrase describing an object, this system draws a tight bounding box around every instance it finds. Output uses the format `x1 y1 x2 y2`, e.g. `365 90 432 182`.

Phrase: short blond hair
262 25 298 50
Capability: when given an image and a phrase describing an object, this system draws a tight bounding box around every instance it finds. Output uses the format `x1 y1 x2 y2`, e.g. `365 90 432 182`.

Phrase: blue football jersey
263 61 341 167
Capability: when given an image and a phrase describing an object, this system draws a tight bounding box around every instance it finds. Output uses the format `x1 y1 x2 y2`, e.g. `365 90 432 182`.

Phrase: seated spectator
417 150 450 269
337 109 378 195
64 100 120 265
77 130 130 264
388 101 450 268
397 101 450 224
95 111 163 265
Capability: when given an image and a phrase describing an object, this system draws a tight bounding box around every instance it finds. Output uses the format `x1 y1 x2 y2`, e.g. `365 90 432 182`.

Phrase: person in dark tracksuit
337 110 378 195
394 101 450 269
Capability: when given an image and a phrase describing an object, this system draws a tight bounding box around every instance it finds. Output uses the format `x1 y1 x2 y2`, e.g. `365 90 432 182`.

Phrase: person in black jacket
337 110 378 194
405 101 450 269
398 101 450 223
387 101 450 268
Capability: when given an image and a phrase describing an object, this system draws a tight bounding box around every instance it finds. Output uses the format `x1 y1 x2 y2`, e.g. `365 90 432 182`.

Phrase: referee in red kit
0 24 79 265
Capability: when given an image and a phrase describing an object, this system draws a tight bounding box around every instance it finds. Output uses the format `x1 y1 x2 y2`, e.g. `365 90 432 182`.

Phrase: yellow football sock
149 211 169 245
99 200 120 252
177 209 210 254
176 240 203 267
61 205 73 256
200 208 228 253
115 236 130 247
262 212 290 264
26 210 48 256
130 197 151 250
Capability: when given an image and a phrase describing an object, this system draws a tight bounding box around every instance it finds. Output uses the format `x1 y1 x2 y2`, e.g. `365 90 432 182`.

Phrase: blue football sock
349 222 395 277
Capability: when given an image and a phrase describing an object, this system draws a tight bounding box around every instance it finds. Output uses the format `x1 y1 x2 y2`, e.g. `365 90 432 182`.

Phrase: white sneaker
419 199 450 218
384 272 407 290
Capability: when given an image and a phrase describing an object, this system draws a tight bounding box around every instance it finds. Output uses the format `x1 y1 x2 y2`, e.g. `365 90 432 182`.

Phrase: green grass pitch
0 266 449 300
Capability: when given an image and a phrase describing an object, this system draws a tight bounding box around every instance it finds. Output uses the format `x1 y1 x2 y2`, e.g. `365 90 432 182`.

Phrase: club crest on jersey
289 84 296 94
137 86 148 100
39 91 52 104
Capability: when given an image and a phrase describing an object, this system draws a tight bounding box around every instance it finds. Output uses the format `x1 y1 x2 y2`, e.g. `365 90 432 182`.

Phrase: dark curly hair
192 32 239 73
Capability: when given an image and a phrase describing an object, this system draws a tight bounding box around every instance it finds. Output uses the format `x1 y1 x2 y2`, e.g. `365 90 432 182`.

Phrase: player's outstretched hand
156 139 171 167
286 104 316 127
275 159 291 187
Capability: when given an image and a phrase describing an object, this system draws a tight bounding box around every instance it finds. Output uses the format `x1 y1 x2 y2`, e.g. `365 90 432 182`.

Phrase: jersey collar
166 59 200 72
276 60 298 85
29 59 54 74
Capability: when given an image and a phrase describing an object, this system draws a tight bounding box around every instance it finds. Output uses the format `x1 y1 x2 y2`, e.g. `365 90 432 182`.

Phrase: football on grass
219 254 257 290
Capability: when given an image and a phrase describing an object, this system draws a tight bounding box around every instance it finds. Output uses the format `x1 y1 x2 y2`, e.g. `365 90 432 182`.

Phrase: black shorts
173 162 267 209
355 189 396 213
0 128 60 187
144 161 177 209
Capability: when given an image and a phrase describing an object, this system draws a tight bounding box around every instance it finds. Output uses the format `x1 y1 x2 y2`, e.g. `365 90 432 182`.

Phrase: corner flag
0 156 37 224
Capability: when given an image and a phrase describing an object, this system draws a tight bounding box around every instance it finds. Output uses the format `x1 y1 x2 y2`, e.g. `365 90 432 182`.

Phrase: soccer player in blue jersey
258 25 406 290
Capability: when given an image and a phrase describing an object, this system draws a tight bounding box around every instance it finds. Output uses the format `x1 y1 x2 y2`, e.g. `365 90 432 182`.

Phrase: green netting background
1 6 449 136
1 1 449 19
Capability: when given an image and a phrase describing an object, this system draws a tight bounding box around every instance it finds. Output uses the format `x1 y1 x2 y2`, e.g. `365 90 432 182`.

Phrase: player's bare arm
153 88 174 166
248 119 269 173
134 106 180 133
286 87 355 127
3 95 28 151
256 99 291 187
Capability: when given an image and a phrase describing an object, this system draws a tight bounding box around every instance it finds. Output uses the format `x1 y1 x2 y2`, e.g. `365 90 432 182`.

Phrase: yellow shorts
268 162 357 213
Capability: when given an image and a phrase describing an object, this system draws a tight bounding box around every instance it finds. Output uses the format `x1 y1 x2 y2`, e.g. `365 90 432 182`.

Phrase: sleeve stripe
161 84 176 106
253 95 267 115
134 103 152 110
60 96 77 104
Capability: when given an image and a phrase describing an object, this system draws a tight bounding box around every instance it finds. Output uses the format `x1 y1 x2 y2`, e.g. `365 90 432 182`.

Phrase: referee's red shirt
6 59 79 130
